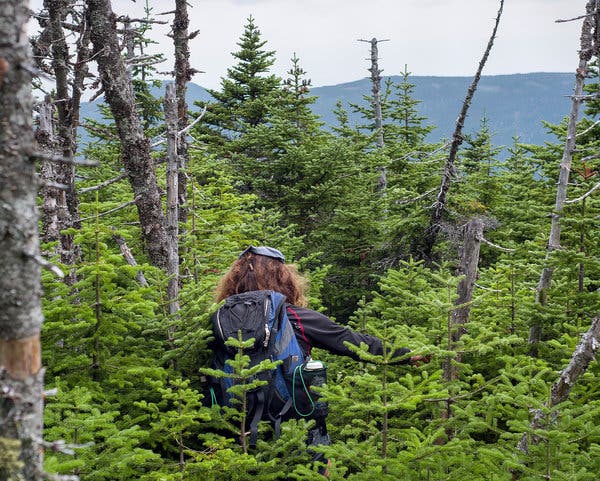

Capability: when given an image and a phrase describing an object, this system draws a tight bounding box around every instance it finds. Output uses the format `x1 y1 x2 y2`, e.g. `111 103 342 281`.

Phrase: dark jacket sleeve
286 306 410 363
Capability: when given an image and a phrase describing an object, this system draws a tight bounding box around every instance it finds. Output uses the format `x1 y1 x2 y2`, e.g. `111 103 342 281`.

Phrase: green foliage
38 12 600 480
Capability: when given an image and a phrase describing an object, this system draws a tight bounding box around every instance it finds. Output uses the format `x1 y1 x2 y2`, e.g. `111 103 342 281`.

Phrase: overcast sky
31 0 584 89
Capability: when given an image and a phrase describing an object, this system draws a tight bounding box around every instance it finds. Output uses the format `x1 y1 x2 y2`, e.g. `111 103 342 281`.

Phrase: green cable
209 387 218 407
292 364 315 417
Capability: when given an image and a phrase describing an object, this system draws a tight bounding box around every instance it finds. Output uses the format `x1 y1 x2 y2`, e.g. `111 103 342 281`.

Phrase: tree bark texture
86 0 169 270
36 97 62 243
529 0 598 350
422 0 504 262
173 0 192 225
0 1 45 478
164 84 180 317
443 218 484 382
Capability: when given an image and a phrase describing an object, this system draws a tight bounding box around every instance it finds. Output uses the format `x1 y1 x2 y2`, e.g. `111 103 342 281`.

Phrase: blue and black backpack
210 290 311 445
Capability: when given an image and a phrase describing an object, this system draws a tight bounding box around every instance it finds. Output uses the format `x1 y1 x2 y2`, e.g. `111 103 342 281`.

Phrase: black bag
211 290 307 445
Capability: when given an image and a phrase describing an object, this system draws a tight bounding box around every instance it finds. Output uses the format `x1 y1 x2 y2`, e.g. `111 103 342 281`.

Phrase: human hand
408 354 432 367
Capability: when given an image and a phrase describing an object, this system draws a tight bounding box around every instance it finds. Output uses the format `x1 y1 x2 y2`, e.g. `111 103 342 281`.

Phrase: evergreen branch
424 375 502 403
564 181 600 204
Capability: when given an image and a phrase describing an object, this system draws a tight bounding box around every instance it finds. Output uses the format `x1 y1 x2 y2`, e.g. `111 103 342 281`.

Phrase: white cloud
28 0 582 89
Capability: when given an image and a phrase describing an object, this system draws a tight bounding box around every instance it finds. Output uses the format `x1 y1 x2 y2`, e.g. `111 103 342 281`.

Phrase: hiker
209 245 429 458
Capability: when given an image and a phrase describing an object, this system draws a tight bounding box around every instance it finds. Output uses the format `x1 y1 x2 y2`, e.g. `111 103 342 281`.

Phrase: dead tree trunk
528 0 599 353
86 0 169 270
40 0 90 283
173 0 194 225
0 1 45 479
35 97 62 243
164 84 180 318
359 37 387 192
443 217 485 383
422 0 504 262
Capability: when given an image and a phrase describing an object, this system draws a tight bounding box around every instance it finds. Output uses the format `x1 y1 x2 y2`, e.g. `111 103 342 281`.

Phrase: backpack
210 290 308 445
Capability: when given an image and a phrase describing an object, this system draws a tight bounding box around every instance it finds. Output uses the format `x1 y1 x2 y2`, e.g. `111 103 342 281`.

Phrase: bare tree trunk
0 1 45 479
36 97 62 243
86 0 169 270
422 0 504 262
443 218 484 383
528 0 598 353
164 84 180 318
173 0 193 225
42 0 88 283
359 37 387 192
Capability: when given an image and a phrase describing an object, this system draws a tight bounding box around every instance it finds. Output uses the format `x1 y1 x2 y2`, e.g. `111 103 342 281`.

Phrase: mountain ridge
79 72 576 153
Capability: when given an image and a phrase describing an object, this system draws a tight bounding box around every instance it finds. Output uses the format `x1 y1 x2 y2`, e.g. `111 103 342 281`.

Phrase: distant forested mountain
79 72 574 151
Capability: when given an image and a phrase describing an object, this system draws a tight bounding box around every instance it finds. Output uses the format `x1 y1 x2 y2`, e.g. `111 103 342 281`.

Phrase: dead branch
79 198 139 222
556 13 596 23
422 0 504 261
111 228 149 287
576 119 600 136
25 253 65 278
28 150 98 166
518 316 600 454
395 188 437 205
78 173 127 194
151 106 206 147
565 180 600 204
478 235 516 252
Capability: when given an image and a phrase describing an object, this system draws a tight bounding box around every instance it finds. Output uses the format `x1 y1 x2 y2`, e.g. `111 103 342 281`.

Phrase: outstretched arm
287 306 415 364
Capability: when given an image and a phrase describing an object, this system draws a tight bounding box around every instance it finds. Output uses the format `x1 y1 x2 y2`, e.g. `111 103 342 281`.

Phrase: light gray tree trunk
0 1 45 479
528 0 598 353
86 0 169 270
164 84 180 318
360 37 387 192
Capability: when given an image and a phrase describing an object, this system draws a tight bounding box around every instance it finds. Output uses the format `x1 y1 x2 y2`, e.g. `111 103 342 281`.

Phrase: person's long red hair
215 253 308 306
